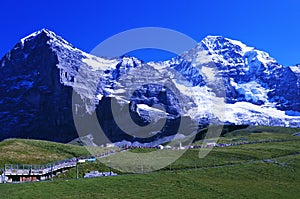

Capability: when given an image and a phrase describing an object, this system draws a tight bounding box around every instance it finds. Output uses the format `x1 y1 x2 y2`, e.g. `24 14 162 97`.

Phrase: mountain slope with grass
0 139 93 165
0 126 300 198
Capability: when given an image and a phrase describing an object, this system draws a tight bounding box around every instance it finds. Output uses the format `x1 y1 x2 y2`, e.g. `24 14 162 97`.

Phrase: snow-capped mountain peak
202 35 254 56
20 28 51 44
19 28 77 53
0 29 299 145
200 35 277 66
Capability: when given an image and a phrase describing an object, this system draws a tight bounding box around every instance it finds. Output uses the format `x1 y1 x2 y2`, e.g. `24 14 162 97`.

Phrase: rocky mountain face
0 29 299 145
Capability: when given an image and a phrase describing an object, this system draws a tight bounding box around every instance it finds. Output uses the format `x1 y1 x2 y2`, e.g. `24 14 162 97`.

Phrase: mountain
0 29 299 145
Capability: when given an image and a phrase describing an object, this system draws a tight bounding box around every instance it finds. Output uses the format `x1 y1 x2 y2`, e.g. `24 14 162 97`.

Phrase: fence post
109 161 112 176
76 162 78 179
3 164 5 183
141 159 143 174
51 164 53 181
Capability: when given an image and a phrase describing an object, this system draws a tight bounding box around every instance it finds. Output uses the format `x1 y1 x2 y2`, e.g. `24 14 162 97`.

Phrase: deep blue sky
0 0 299 66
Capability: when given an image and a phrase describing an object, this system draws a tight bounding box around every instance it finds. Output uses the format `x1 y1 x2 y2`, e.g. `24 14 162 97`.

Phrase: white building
205 142 217 148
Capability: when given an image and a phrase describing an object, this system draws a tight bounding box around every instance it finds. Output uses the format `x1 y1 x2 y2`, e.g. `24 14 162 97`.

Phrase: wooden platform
3 159 76 182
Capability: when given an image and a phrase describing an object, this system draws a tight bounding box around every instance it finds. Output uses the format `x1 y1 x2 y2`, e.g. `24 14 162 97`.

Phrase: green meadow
0 126 299 198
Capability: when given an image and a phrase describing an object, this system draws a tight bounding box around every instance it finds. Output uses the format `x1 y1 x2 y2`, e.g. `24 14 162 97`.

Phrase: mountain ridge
0 28 299 145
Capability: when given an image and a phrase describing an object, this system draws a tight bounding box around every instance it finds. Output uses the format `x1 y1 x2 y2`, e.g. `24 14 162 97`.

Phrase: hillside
0 139 98 165
0 126 300 198
1 160 300 198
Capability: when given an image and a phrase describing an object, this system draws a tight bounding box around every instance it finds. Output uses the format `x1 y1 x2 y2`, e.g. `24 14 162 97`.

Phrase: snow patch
226 38 254 53
290 65 300 74
230 78 270 103
97 94 103 101
201 66 217 82
82 54 119 71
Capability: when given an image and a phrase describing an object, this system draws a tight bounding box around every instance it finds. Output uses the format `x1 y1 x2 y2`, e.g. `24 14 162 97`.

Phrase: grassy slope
0 158 300 198
0 126 300 198
221 125 300 140
0 139 100 165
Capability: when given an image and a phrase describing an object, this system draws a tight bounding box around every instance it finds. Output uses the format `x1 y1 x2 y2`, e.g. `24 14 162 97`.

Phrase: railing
2 147 127 180
4 159 77 176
